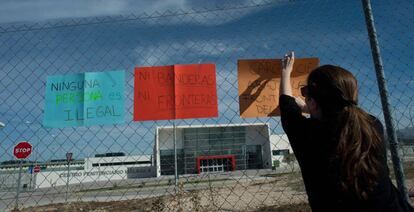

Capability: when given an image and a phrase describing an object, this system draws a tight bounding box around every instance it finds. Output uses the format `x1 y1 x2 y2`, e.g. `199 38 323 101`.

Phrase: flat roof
0 160 84 169
157 122 269 130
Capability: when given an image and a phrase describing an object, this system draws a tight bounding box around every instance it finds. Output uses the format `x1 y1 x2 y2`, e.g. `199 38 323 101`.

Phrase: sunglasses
300 85 309 97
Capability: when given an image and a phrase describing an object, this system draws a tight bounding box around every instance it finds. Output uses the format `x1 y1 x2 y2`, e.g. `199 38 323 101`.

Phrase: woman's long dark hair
307 65 384 199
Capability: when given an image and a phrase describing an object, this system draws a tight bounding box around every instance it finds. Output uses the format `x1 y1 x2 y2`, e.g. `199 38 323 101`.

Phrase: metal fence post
173 121 178 187
361 0 409 202
66 160 70 202
15 160 23 210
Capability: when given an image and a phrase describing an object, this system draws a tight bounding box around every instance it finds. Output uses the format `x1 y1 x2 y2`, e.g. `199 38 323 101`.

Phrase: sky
0 0 274 24
0 0 413 162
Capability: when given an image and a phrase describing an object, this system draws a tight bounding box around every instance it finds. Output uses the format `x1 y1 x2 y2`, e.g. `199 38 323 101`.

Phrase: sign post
173 121 178 187
28 166 33 190
65 152 72 202
13 141 32 210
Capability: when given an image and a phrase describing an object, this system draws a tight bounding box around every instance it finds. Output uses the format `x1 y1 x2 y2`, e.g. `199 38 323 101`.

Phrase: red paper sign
13 141 32 159
134 64 218 121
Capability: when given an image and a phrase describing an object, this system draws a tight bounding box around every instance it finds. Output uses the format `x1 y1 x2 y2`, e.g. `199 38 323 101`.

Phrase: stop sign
34 165 41 173
13 141 32 159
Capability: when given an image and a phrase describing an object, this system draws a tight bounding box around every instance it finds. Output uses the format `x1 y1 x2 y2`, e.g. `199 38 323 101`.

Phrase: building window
92 161 151 167
179 126 246 175
160 149 184 175
197 155 235 174
246 145 262 169
272 149 289 156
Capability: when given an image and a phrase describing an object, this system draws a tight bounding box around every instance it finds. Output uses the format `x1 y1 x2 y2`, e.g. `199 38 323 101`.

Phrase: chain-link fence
370 0 414 202
0 0 413 211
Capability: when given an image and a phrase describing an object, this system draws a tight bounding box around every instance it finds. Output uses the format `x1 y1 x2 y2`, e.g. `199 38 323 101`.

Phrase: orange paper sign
134 64 218 121
238 58 319 118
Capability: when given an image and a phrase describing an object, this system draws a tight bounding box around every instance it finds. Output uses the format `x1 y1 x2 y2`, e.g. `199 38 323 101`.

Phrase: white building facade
1 123 295 189
154 123 286 177
35 155 154 188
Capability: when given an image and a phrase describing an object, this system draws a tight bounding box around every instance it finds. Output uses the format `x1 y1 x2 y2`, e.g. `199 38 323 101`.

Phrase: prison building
154 123 273 176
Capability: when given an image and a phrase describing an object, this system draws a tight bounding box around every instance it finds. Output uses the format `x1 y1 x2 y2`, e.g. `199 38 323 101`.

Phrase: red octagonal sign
13 141 32 159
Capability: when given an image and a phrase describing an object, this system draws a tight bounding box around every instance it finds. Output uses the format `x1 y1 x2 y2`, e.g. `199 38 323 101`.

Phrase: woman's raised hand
280 51 295 97
282 51 294 77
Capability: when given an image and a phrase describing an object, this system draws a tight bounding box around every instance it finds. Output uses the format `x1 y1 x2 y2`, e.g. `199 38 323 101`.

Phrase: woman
279 52 413 211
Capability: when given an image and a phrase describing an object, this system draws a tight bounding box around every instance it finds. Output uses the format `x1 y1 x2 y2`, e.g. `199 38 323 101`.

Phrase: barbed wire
0 0 283 34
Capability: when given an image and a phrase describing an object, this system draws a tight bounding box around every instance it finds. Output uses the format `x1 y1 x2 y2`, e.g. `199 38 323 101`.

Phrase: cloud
133 39 246 66
0 0 128 23
137 0 287 26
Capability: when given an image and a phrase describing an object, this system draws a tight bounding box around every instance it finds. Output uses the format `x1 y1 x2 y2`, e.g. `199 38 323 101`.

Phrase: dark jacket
279 94 413 212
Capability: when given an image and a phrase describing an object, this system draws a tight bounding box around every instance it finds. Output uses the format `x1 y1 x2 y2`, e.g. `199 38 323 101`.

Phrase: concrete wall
0 170 35 191
158 128 184 150
35 165 154 188
84 155 152 170
270 134 292 168
245 124 272 169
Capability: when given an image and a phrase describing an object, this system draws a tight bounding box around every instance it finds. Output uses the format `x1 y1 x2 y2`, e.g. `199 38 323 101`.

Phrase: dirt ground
19 173 310 212
17 163 414 212
19 200 311 212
